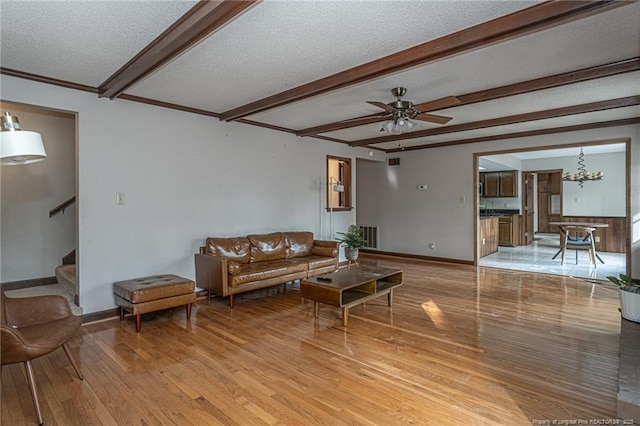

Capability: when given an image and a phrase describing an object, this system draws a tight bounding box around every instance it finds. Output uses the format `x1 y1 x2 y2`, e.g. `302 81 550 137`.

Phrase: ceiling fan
366 87 460 133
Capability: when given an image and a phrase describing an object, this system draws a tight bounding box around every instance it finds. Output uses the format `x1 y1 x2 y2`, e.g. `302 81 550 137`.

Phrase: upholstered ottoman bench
113 274 196 332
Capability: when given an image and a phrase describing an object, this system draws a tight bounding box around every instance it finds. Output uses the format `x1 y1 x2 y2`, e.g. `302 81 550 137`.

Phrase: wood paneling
480 217 499 257
558 216 626 253
2 258 623 424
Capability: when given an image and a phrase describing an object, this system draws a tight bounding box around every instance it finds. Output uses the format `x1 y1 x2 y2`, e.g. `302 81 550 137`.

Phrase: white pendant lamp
0 112 46 165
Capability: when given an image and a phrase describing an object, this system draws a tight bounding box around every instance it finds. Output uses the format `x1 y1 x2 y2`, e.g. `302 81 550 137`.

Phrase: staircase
55 263 76 296
55 249 80 312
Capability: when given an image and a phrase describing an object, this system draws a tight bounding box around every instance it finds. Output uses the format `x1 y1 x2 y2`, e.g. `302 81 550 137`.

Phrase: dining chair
1 292 83 425
561 225 597 267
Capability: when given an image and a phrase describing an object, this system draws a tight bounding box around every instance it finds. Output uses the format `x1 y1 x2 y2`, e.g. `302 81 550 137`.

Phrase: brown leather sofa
195 231 338 307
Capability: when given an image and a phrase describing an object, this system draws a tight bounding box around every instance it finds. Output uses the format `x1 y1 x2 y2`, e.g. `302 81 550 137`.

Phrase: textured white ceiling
0 0 638 152
0 1 197 86
127 0 539 110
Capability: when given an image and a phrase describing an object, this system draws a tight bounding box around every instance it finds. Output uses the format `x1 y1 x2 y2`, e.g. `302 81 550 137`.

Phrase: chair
561 226 597 267
1 292 83 425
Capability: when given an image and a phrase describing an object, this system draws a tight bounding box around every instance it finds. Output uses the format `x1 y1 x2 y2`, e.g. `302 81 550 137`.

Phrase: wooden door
537 173 549 233
522 172 535 245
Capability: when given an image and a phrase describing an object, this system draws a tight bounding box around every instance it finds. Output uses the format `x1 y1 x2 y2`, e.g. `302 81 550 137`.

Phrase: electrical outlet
595 236 601 243
429 243 436 249
482 238 486 246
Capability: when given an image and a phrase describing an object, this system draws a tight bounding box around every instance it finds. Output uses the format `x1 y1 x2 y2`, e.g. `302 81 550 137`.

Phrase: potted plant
607 274 640 323
336 225 367 262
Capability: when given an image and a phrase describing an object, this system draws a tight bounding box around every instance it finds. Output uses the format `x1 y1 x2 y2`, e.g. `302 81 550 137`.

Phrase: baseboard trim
81 308 120 325
1 276 58 291
360 249 473 266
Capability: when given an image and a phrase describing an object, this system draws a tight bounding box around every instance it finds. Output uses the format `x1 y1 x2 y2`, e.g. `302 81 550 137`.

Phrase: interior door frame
521 171 535 246
474 137 631 277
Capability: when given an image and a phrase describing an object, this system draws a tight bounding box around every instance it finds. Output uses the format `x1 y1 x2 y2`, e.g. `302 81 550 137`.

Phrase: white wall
1 75 370 313
357 127 640 272
522 151 625 217
1 103 75 282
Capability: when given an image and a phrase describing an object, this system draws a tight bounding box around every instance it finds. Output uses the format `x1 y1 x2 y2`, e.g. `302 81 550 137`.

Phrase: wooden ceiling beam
297 57 640 137
220 0 623 122
0 67 99 94
98 0 258 99
349 95 640 147
297 115 388 137
383 117 640 152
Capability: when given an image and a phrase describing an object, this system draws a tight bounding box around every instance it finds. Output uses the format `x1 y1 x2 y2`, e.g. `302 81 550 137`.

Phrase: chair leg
561 233 568 265
62 342 84 380
23 360 44 425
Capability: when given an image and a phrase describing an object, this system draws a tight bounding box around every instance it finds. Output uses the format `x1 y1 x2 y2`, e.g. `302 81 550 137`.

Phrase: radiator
358 225 379 249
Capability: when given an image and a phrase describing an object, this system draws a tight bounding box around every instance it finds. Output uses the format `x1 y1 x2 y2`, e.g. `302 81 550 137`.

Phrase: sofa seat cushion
305 255 338 270
230 259 308 287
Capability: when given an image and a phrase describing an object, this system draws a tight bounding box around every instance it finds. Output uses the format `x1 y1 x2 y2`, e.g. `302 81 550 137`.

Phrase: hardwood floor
1 256 623 425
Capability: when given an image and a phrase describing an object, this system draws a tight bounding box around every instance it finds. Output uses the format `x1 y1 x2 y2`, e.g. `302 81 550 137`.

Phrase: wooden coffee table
300 265 403 327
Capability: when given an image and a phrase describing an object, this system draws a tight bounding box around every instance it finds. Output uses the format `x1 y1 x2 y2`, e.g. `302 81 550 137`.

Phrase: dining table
548 221 609 264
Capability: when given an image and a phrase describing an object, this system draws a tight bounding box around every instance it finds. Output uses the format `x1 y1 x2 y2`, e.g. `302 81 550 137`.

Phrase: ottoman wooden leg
229 294 234 308
119 307 125 321
135 314 142 332
186 303 192 320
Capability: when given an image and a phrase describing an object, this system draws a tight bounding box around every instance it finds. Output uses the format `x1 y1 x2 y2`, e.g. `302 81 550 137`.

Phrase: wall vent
388 158 400 166
358 225 379 249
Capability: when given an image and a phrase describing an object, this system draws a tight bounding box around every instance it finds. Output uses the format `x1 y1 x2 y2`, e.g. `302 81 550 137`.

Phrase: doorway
0 102 78 304
477 139 630 280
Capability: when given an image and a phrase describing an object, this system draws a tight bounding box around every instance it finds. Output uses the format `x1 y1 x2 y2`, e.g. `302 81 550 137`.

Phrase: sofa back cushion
248 232 286 262
284 231 314 258
206 237 251 264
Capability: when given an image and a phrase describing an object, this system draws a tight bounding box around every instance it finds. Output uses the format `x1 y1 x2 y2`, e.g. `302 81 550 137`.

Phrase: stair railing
49 196 76 217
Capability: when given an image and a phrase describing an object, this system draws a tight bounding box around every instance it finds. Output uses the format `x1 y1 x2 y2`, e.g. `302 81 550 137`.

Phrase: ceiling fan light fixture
406 119 416 129
383 120 395 132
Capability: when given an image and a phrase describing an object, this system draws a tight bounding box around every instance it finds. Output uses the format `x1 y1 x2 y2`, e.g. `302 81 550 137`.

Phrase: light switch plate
116 192 126 205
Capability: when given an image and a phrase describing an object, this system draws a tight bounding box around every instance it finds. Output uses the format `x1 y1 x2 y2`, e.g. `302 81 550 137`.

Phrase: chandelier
561 147 603 189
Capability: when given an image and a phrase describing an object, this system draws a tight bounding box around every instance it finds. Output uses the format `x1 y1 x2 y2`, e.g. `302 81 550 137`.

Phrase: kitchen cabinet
498 215 520 247
480 217 499 257
481 171 517 197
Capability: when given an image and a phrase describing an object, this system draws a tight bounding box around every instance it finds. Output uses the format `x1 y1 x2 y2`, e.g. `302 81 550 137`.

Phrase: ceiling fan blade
366 101 397 113
413 96 460 113
296 114 389 137
414 113 452 125
340 113 387 123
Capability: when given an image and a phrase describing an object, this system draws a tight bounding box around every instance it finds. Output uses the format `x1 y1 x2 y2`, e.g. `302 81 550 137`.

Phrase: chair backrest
564 226 596 247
